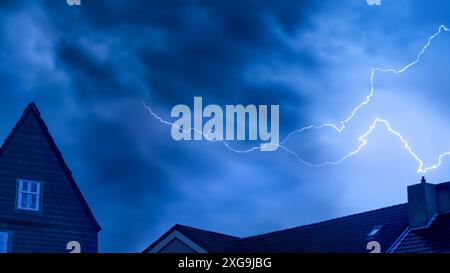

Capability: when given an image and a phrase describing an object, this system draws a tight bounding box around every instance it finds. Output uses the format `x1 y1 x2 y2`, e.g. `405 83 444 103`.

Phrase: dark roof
390 212 450 253
146 203 409 253
0 102 101 231
238 203 408 253
175 225 241 252
144 224 240 253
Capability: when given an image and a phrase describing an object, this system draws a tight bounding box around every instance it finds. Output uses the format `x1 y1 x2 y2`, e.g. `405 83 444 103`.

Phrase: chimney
407 177 450 228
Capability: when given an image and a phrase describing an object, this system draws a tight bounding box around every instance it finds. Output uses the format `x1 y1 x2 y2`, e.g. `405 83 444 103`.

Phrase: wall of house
0 223 97 253
0 110 98 252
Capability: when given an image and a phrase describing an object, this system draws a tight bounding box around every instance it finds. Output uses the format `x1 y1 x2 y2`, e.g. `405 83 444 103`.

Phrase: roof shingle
390 212 450 253
148 203 410 253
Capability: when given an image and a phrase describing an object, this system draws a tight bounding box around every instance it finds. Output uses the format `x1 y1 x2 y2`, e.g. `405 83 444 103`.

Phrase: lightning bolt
142 102 261 153
144 25 450 173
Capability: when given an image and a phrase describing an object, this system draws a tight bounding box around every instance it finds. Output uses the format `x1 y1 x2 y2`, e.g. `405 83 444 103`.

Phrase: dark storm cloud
42 0 320 143
0 0 377 253
24 0 450 253
0 0 20 10
80 118 167 196
132 0 317 107
40 0 317 110
56 39 134 100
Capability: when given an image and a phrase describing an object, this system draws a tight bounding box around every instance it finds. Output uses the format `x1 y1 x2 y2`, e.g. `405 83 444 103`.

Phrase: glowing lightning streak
281 24 450 142
144 25 450 173
278 24 450 173
142 102 261 153
280 119 431 170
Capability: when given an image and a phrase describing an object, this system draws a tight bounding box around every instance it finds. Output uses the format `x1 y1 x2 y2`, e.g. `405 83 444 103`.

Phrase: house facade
145 177 450 253
0 103 100 253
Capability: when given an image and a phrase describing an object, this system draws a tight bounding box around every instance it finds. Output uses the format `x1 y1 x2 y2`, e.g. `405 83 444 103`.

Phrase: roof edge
241 203 408 240
143 225 206 253
143 224 240 253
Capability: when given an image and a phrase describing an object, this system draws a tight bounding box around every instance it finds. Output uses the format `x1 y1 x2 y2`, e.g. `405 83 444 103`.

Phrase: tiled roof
238 203 408 253
147 203 410 253
390 212 450 253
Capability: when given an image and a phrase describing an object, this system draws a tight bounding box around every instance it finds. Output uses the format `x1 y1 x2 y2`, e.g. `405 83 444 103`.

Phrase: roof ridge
242 203 408 240
176 224 241 239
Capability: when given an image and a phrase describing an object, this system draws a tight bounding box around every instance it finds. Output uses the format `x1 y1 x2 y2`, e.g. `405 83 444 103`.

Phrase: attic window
17 179 41 211
367 225 382 238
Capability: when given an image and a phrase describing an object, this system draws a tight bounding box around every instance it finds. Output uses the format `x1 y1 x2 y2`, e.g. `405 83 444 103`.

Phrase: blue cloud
2 0 450 252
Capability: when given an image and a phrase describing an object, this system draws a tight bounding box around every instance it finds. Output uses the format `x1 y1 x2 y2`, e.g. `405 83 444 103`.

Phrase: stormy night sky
2 0 450 252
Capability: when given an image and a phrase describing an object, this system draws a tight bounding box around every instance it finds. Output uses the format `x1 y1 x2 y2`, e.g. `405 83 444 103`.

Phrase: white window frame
0 231 9 253
17 179 41 211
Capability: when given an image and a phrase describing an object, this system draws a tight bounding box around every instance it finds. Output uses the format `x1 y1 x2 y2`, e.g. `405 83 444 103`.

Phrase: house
145 177 450 253
0 103 100 253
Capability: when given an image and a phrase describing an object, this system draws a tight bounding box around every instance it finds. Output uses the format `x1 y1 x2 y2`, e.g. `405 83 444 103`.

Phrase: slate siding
0 104 100 253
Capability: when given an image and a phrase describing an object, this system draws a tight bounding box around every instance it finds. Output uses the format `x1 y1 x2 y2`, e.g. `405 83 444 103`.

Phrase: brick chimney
407 177 450 228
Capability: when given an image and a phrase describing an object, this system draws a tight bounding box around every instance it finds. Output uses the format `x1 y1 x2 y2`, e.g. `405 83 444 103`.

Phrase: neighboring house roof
145 203 409 253
144 224 240 253
389 212 450 253
238 203 408 253
0 102 101 231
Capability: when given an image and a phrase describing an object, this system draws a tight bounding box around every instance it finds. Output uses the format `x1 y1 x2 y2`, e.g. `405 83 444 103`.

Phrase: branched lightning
144 25 450 173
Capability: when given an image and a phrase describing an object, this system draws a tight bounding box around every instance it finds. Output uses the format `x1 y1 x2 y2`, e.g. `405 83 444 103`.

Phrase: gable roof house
145 177 450 253
0 103 100 253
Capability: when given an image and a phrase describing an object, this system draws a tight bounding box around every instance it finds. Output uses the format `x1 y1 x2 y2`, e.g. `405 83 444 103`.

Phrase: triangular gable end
0 102 101 231
144 225 208 253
